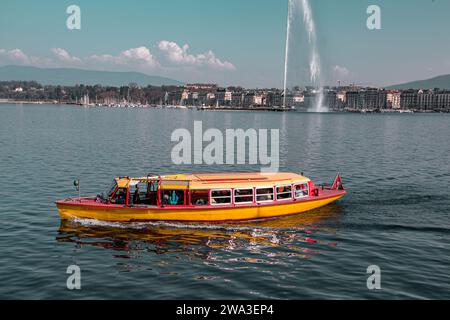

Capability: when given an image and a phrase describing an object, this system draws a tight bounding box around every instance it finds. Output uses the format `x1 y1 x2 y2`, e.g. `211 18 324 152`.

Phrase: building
224 90 233 106
361 88 386 110
387 90 401 109
400 90 418 110
266 91 283 107
417 90 434 111
186 84 217 91
324 90 337 109
253 93 265 106
231 92 243 107
283 94 295 108
215 88 226 106
197 92 208 106
434 90 450 111
243 92 255 107
345 91 360 109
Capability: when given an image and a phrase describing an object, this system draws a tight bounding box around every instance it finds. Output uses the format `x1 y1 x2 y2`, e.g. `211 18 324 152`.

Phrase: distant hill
0 65 183 87
387 74 450 90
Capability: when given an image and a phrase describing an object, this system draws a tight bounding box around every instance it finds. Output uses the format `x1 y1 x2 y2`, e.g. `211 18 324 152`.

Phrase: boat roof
116 172 310 190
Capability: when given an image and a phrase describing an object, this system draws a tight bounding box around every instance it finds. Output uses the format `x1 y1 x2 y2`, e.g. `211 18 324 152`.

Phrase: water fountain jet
283 0 327 112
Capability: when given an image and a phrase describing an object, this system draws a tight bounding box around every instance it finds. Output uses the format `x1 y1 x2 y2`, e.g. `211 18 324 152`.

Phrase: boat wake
69 217 299 233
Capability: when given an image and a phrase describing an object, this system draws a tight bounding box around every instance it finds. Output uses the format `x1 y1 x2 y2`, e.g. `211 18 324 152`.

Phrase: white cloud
89 46 159 69
0 43 236 81
51 48 81 64
158 40 236 71
0 48 31 64
333 65 350 78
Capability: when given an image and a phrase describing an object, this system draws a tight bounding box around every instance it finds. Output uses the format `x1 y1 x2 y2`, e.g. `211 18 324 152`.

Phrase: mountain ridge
387 74 450 90
0 65 183 87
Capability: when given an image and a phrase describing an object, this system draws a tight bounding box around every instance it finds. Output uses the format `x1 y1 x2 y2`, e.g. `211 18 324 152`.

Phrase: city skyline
1 0 450 88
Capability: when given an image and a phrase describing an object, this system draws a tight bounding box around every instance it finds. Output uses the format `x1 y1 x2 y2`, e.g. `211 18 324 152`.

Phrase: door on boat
128 180 159 206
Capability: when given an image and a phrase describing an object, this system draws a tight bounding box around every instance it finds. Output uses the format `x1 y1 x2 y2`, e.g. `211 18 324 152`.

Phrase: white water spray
283 0 294 108
283 0 327 112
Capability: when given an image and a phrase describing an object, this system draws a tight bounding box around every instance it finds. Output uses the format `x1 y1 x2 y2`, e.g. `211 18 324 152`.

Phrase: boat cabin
101 173 316 208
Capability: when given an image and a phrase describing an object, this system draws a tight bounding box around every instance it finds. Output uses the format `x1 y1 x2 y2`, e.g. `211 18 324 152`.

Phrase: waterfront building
197 92 208 106
434 90 450 111
224 90 232 106
181 90 190 105
417 90 434 111
266 91 283 107
186 83 217 91
243 92 255 107
345 91 360 109
253 93 265 106
387 90 401 109
283 94 295 108
336 91 346 103
334 91 346 110
215 88 226 106
293 94 304 106
361 88 386 110
324 90 337 110
206 92 216 106
400 90 419 110
231 92 243 107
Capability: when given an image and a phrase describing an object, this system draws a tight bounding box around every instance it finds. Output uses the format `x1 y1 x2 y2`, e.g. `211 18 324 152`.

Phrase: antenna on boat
73 179 80 201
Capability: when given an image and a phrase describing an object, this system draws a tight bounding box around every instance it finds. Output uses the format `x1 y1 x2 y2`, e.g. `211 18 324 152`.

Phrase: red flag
332 174 344 190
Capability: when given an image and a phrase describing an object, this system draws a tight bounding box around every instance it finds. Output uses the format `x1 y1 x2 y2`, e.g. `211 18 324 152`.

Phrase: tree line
0 81 181 104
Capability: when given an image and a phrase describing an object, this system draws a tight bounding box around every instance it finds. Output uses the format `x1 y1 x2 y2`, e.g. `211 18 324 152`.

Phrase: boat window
294 183 309 198
110 188 127 205
234 189 254 204
276 185 292 200
191 190 209 206
106 180 118 197
129 181 151 205
211 190 232 205
256 187 274 202
162 190 185 206
148 181 158 192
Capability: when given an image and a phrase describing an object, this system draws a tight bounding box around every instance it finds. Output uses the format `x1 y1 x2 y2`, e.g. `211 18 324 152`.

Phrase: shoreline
0 99 448 114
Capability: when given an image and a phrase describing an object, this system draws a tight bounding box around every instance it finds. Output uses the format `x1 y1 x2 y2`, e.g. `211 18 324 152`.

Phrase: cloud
158 40 236 71
89 46 159 69
333 65 350 78
0 48 32 64
0 43 236 79
51 48 81 64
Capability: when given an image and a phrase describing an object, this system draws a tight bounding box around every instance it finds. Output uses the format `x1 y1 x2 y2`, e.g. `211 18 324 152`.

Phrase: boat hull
56 191 345 223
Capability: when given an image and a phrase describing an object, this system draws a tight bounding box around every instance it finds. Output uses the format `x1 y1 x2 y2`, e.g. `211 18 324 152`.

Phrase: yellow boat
55 172 346 223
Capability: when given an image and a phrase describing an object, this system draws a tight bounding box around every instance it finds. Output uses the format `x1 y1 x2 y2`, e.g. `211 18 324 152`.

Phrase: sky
0 0 449 88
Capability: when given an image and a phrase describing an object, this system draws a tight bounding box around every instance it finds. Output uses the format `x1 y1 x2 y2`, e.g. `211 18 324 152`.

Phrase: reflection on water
56 204 344 266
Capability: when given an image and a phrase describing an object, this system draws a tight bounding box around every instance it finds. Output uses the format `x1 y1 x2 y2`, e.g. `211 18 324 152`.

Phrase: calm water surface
0 104 449 299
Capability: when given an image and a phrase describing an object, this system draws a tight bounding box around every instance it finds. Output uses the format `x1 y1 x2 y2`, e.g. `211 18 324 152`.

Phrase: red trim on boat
55 189 346 211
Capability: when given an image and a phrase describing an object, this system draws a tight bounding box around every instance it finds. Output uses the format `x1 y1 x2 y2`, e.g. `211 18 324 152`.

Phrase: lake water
0 103 449 299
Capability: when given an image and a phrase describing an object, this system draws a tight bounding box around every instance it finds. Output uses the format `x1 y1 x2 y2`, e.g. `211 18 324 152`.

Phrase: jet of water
283 0 294 108
283 0 327 112
300 0 326 112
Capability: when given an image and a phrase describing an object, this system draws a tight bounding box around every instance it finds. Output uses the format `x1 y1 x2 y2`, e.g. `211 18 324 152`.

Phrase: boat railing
318 183 331 190
146 173 161 180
